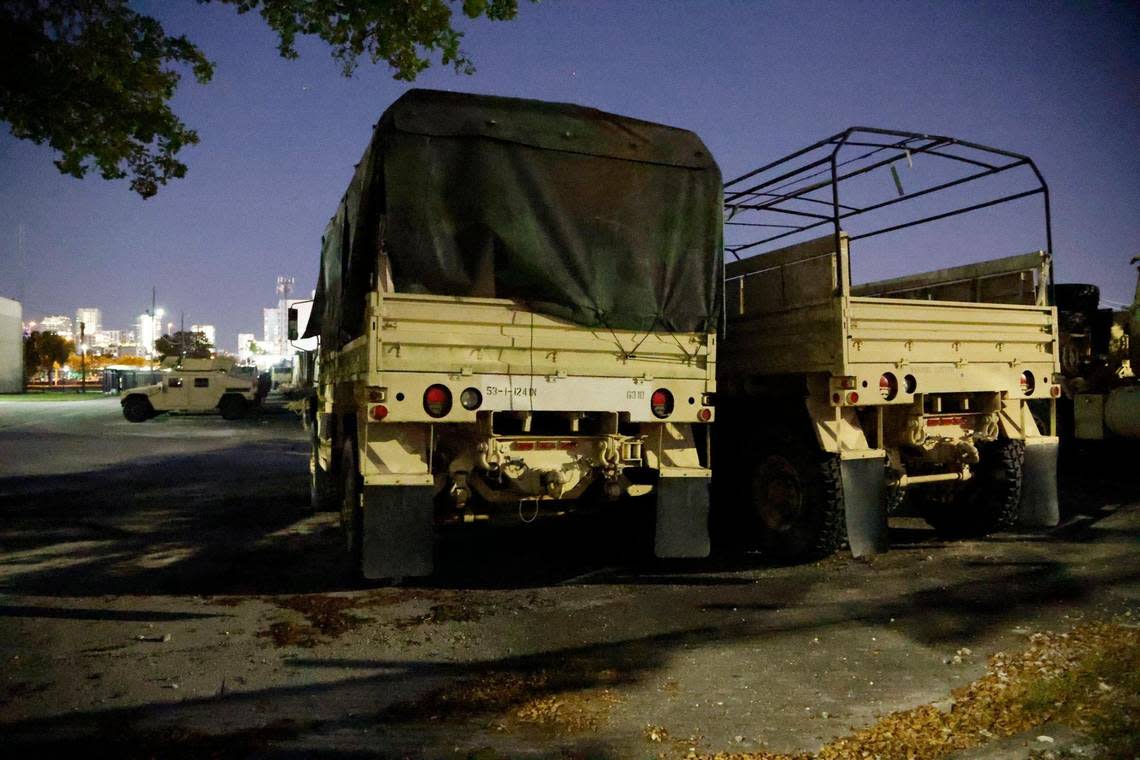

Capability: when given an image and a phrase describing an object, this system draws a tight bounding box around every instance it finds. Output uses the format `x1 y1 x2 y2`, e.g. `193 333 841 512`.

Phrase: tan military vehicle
717 128 1061 558
120 357 259 422
293 90 719 581
1058 257 1140 440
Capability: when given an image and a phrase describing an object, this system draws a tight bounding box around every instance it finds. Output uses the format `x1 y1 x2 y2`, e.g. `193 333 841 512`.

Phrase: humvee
120 357 260 422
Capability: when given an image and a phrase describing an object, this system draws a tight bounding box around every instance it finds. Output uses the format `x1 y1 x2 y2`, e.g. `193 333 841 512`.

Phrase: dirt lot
0 397 1137 758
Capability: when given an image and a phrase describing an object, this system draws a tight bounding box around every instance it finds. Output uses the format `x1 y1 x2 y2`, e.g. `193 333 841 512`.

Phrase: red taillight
558 440 576 450
697 408 712 422
879 372 898 401
423 384 452 417
511 441 535 451
651 389 673 418
846 391 860 405
369 404 388 421
1050 385 1061 398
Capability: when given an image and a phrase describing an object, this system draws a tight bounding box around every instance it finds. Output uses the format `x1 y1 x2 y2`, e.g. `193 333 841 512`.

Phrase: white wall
0 297 22 393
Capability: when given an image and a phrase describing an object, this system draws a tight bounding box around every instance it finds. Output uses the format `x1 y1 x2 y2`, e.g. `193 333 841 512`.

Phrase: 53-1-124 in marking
485 386 538 398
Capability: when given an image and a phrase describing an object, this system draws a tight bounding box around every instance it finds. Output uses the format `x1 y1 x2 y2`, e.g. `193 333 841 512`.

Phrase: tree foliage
0 0 215 198
0 0 527 197
155 330 213 359
215 0 523 79
23 330 75 382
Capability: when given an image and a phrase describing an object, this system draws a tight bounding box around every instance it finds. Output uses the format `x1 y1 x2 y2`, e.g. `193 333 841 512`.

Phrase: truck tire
919 438 1023 538
748 434 846 561
340 439 365 582
218 395 248 421
122 395 154 423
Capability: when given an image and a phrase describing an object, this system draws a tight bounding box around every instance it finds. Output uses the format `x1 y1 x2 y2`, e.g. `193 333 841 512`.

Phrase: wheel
339 438 364 581
918 438 1024 538
748 434 846 561
218 395 248 421
122 395 153 423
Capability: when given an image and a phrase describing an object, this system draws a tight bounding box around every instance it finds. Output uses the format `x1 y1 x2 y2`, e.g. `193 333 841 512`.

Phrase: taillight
423 384 452 417
879 372 898 401
1019 371 1035 396
369 404 388 421
697 408 712 422
846 391 860 405
651 389 673 418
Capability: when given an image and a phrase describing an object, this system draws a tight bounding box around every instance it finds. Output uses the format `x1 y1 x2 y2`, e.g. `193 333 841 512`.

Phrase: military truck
717 127 1061 559
294 90 719 581
1055 257 1140 441
120 357 260 422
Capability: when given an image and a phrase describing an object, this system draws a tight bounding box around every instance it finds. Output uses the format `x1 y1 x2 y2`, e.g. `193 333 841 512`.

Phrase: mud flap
361 485 435 580
654 477 711 558
840 456 889 557
1018 440 1059 528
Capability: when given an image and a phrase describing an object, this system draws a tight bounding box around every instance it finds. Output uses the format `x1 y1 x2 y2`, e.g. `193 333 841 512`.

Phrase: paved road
0 396 303 477
0 399 1136 758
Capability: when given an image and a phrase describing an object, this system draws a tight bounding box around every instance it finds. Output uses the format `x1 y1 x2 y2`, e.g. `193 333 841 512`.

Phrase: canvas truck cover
305 89 722 344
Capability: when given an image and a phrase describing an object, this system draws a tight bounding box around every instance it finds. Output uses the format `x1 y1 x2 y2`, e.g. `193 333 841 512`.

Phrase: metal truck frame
1059 257 1140 441
717 127 1061 558
298 92 718 581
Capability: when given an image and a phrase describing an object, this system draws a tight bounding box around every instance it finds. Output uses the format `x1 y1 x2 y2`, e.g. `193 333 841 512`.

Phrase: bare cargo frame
719 127 1061 557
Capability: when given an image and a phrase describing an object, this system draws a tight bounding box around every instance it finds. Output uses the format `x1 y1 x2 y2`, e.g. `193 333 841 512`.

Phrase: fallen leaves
693 619 1140 760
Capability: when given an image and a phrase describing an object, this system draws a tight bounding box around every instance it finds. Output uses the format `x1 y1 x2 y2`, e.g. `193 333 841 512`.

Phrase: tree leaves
0 0 214 198
155 330 213 359
1 0 529 197
209 0 524 80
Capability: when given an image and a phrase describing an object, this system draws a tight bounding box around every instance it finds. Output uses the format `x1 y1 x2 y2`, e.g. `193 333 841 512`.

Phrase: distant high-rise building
136 312 163 357
75 307 101 338
263 308 281 349
40 314 73 339
191 324 216 348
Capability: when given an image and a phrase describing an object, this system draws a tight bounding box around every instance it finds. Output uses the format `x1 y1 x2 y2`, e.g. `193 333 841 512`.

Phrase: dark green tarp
306 89 722 345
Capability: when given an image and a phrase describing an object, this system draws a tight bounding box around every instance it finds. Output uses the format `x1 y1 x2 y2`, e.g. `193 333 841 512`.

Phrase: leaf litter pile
695 620 1139 760
382 668 625 736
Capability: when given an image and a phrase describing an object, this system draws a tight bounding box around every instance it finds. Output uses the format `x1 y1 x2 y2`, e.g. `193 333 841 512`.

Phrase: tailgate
376 292 713 381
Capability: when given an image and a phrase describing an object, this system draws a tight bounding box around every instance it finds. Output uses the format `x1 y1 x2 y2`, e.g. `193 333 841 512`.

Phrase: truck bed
722 235 1057 387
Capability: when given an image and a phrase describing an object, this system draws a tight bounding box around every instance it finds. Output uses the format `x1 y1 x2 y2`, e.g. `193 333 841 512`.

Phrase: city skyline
21 273 296 355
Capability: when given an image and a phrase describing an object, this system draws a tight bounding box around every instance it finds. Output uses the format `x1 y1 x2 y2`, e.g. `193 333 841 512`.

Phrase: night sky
1 0 1136 351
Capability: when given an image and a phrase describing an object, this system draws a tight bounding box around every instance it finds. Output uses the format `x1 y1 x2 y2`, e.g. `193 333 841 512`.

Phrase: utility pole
79 321 86 393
